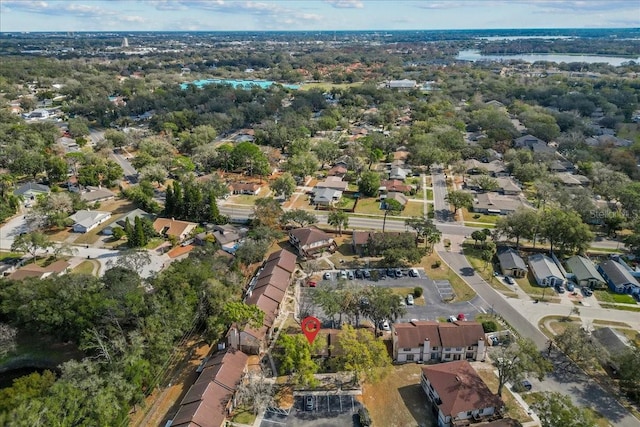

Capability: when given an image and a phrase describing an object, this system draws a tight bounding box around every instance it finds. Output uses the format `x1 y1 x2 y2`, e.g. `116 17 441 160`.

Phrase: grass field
299 81 363 91
462 209 501 224
463 245 517 297
475 365 534 425
354 197 382 215
594 290 637 304
71 260 99 275
402 201 426 217
361 363 434 427
599 303 640 312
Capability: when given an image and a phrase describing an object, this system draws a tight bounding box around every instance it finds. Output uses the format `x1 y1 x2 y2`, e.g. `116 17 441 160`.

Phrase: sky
0 0 639 32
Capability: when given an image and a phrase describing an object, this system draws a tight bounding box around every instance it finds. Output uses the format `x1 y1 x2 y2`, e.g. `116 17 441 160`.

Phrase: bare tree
235 371 275 415
0 323 18 358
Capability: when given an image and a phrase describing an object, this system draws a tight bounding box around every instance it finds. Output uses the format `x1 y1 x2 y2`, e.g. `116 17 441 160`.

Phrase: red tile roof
422 360 503 418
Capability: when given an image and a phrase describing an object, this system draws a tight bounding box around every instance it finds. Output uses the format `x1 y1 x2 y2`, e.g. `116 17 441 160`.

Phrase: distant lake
181 79 300 90
457 50 640 66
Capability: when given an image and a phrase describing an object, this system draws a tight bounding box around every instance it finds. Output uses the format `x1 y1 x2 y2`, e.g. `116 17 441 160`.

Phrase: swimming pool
180 79 299 90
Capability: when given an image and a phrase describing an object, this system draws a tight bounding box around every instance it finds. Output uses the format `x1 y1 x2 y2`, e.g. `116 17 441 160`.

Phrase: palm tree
328 209 349 236
426 228 442 253
382 199 403 233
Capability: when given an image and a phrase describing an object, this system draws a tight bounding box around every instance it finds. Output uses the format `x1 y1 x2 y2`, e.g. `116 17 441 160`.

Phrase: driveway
260 394 362 427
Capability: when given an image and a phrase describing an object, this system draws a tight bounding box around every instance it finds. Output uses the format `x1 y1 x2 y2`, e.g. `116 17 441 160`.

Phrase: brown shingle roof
289 227 332 247
422 360 503 418
152 218 197 238
438 322 485 348
393 321 441 348
254 265 291 292
246 284 285 308
266 249 297 273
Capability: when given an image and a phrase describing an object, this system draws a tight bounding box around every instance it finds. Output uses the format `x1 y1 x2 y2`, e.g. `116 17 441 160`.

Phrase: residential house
69 210 112 233
9 260 70 281
382 191 408 208
528 253 565 287
591 327 632 372
315 176 349 191
514 134 546 149
327 165 347 177
312 187 343 207
230 182 261 195
153 218 197 241
465 159 509 177
553 173 590 187
598 259 640 294
80 186 116 203
288 226 337 258
473 193 533 215
389 166 410 181
170 348 248 427
210 224 248 253
497 247 527 278
392 321 486 363
549 160 575 173
351 231 416 256
495 177 521 195
565 256 606 289
380 179 413 194
393 148 410 163
102 208 153 235
13 182 50 202
421 360 504 427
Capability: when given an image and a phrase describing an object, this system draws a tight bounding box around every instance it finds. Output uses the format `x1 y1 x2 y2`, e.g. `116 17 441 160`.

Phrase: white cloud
324 0 364 9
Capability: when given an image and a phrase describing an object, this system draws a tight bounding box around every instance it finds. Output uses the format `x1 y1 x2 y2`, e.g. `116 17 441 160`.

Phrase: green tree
0 370 56 413
471 175 499 192
361 287 406 336
531 392 596 427
223 302 265 349
539 207 593 255
235 238 270 266
312 139 340 169
280 209 318 228
616 348 640 403
44 156 68 184
358 171 381 197
445 190 473 214
275 333 320 387
284 152 320 178
405 217 438 246
231 141 270 176
67 117 90 138
270 172 297 200
495 209 539 249
493 337 553 397
382 198 403 233
328 209 349 235
332 325 391 383
552 323 598 370
253 197 284 229
471 230 487 248
10 231 54 260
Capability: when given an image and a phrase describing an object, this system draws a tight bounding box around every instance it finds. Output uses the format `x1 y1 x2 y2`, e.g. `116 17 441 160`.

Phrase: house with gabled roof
392 321 486 363
288 226 336 258
529 253 565 287
421 360 504 427
153 218 197 241
312 187 342 206
565 255 606 289
9 260 70 281
495 177 521 195
497 247 527 278
473 193 533 215
80 186 116 203
380 179 413 194
315 176 349 191
69 210 112 233
14 182 50 200
598 259 640 294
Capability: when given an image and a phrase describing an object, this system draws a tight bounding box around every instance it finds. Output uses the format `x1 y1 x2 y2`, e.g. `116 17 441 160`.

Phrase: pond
0 366 57 389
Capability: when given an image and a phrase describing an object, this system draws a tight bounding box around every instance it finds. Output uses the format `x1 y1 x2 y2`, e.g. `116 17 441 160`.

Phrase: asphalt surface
261 394 362 427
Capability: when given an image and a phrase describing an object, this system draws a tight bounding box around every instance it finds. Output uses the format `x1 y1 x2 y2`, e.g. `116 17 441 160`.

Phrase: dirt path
129 339 211 427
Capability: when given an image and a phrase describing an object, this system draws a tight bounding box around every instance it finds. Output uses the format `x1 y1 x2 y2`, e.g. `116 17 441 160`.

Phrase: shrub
482 320 498 333
413 286 423 298
432 260 442 268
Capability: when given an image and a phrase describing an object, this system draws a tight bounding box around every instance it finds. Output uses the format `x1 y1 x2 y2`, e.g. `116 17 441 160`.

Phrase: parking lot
260 394 362 427
300 268 487 325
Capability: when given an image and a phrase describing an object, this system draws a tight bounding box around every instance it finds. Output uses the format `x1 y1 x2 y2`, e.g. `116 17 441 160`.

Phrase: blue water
457 50 640 66
181 79 300 90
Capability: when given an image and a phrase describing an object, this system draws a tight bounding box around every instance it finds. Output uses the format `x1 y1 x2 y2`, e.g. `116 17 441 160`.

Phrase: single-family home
465 159 509 177
9 260 70 281
565 256 606 289
315 176 349 191
598 259 640 294
69 210 112 233
553 173 591 187
495 177 521 195
389 166 409 181
387 79 417 90
382 191 408 208
528 253 565 287
153 218 198 241
514 134 546 149
421 360 504 427
80 186 116 203
102 208 153 236
230 182 261 195
473 193 533 215
170 348 248 427
209 224 248 253
591 327 632 372
392 321 486 363
13 182 50 202
380 179 413 194
312 187 343 207
497 247 527 278
327 165 347 177
288 226 336 258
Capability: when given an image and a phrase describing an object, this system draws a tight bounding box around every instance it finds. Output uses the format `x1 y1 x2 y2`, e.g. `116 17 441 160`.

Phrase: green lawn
227 194 259 206
402 201 425 217
463 245 517 297
462 209 501 224
230 406 257 425
599 303 640 312
0 251 23 261
71 260 98 275
354 197 383 215
336 196 357 210
299 81 362 91
594 290 637 304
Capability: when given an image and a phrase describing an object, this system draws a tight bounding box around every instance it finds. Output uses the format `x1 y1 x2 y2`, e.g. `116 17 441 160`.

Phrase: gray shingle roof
598 260 639 287
566 256 605 284
529 253 564 281
497 247 526 271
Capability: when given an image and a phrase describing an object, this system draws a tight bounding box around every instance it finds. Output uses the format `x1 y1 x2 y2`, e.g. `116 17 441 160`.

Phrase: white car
380 320 391 331
409 268 419 278
340 270 348 280
323 272 332 280
406 294 414 305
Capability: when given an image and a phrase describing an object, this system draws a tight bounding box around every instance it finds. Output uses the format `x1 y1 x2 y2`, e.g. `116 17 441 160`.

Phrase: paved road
111 150 138 180
431 166 456 223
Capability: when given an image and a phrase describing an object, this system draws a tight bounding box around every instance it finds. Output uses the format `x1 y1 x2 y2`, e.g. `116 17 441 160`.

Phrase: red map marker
301 316 321 344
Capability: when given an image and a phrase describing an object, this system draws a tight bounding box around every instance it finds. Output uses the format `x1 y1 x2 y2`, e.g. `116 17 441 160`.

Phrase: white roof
69 210 111 228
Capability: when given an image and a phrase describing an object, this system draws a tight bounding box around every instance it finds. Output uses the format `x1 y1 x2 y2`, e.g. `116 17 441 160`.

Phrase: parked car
340 270 348 280
406 294 414 305
488 335 499 345
363 269 371 279
447 315 457 322
556 285 565 294
355 269 363 279
504 276 515 285
307 280 317 287
395 268 403 278
520 379 532 391
347 270 355 280
409 268 419 278
379 320 391 331
386 267 395 277
457 313 466 321
379 269 387 279
305 395 314 411
581 286 593 296
323 272 332 280
566 282 575 292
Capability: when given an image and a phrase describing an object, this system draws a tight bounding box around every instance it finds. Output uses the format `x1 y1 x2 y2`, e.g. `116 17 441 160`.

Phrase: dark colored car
581 286 593 296
305 395 314 411
355 269 363 279
358 407 372 426
363 269 371 279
